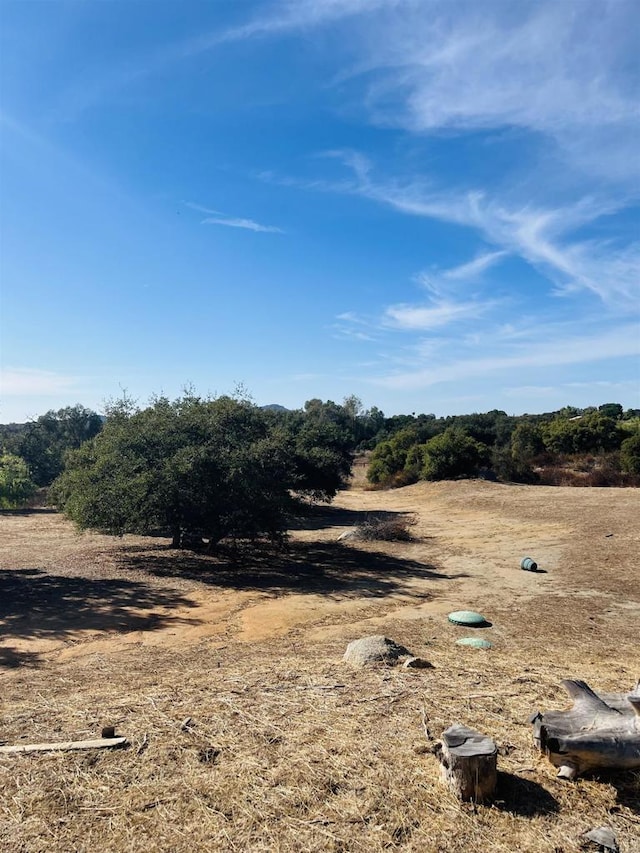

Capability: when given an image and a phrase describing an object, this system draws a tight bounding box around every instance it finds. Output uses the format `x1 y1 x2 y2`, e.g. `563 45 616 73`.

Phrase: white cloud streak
348 0 640 182
373 324 640 390
185 201 283 233
184 201 223 216
415 250 508 297
51 0 406 118
178 0 405 54
0 367 82 396
201 215 283 233
341 163 640 307
384 297 495 330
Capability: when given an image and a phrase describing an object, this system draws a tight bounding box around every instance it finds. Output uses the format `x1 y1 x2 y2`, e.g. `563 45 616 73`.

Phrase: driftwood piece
435 723 497 802
531 679 640 780
0 736 128 755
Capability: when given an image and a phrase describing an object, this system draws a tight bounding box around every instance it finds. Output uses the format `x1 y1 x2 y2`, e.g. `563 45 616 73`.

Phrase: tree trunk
531 679 640 780
435 723 497 802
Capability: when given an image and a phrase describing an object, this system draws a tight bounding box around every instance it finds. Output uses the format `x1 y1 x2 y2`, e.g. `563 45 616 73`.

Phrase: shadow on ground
116 539 463 599
494 772 560 817
605 770 640 815
0 507 57 517
0 646 42 669
0 568 201 668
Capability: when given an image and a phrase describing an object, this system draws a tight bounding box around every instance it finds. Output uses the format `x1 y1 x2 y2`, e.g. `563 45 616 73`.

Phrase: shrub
0 454 36 509
419 428 490 481
366 428 420 485
620 432 640 475
541 412 622 455
491 446 539 484
510 421 544 464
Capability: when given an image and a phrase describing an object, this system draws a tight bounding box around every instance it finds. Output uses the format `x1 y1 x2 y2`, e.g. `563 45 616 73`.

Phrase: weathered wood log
531 679 640 780
0 736 128 755
435 723 497 802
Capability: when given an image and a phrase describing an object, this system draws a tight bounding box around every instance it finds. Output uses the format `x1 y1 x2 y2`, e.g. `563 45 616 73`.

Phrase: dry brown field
1 479 639 852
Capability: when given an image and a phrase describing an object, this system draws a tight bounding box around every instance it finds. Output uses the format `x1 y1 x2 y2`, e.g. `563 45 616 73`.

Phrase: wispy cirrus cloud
326 154 640 308
373 323 640 391
334 247 503 338
184 201 223 216
0 367 82 396
384 296 496 331
270 148 639 309
50 0 405 119
185 0 403 52
422 251 507 284
343 0 640 182
503 379 640 400
202 215 283 233
414 250 508 300
185 201 283 233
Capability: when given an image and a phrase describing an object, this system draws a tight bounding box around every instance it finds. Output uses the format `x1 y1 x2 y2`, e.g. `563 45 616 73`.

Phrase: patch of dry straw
1 627 639 853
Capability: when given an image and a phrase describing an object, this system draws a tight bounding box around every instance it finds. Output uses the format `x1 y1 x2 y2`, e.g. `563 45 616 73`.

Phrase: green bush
0 454 36 509
419 428 490 481
620 431 640 475
541 412 622 455
490 446 538 484
366 428 419 485
510 421 545 464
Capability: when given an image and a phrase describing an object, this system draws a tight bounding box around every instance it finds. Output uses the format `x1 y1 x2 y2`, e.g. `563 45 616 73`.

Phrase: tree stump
531 679 640 780
435 723 497 802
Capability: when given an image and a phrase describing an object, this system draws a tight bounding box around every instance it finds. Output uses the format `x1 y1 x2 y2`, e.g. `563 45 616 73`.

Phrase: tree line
0 397 638 546
365 404 640 487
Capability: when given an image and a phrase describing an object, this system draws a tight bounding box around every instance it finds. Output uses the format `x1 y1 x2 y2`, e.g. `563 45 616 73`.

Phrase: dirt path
242 479 639 642
2 481 637 664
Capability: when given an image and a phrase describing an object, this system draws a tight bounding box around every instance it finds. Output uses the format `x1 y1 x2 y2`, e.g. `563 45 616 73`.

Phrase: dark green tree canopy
52 394 353 548
541 412 622 455
418 428 490 481
17 405 103 486
620 432 640 475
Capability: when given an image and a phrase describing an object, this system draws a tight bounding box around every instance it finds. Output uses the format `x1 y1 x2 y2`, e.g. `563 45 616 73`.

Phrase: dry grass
2 637 639 852
356 513 418 542
1 482 639 852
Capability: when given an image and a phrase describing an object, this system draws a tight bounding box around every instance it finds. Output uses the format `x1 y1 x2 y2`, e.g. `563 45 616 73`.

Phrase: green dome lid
456 637 493 649
448 610 488 626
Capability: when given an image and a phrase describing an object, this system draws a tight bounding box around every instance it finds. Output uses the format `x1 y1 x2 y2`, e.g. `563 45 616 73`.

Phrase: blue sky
1 0 639 422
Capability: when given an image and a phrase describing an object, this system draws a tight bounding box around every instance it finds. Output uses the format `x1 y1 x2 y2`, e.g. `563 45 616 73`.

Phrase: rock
403 656 433 669
343 635 411 666
581 827 619 852
456 637 493 650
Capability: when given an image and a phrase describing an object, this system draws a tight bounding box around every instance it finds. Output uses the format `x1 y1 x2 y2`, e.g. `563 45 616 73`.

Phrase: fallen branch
0 736 127 755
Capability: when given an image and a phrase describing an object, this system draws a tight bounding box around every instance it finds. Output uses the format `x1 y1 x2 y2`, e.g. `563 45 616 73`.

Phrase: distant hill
260 404 289 412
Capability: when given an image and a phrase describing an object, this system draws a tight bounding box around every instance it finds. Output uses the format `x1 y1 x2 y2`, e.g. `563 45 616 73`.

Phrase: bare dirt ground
1 479 639 852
